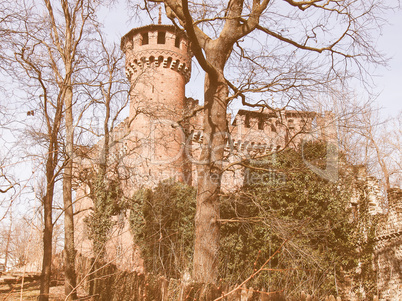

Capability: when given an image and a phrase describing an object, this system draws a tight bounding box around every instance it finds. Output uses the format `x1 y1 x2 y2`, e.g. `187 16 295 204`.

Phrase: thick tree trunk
64 86 77 300
193 68 228 283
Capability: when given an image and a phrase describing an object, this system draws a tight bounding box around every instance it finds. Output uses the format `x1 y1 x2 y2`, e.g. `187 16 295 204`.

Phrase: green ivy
129 181 196 279
85 173 125 258
128 141 378 298
219 141 378 297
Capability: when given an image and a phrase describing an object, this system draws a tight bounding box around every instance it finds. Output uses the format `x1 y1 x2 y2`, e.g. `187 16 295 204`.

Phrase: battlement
233 109 316 133
121 24 192 82
376 188 402 241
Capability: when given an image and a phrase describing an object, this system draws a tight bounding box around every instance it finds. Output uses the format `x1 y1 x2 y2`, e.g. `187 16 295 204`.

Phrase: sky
374 9 402 117
99 2 402 118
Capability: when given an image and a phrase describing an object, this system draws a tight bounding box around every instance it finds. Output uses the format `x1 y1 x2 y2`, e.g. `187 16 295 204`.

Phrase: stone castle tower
72 21 402 300
120 24 192 185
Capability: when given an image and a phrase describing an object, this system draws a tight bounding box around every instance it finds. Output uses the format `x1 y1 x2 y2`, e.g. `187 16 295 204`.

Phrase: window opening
245 115 250 128
288 119 295 129
157 31 166 44
141 32 149 45
258 118 264 130
175 36 181 48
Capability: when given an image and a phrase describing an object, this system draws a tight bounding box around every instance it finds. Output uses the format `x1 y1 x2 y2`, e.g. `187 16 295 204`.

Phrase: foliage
128 142 378 298
129 181 196 279
219 141 378 298
85 173 126 258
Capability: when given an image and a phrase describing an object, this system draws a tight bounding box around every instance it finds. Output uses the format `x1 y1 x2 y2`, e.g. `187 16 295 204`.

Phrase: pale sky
374 9 402 117
100 3 402 118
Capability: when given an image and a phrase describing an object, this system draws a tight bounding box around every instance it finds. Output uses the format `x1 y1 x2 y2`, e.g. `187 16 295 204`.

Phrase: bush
129 181 196 279
129 142 378 298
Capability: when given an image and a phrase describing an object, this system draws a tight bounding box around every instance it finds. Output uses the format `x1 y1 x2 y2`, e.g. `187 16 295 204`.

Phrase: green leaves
85 173 126 258
129 181 196 279
219 141 378 297
127 141 377 298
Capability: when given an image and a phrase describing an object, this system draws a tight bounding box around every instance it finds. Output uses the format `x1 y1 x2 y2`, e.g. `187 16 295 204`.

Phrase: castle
73 23 402 300
115 23 335 190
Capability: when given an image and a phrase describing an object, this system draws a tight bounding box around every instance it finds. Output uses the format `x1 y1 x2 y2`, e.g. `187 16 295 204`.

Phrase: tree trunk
64 86 77 300
39 146 56 301
4 211 12 272
193 66 228 283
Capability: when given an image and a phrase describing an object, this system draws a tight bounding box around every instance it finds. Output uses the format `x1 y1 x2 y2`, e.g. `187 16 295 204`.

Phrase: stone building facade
117 23 336 190
375 188 402 301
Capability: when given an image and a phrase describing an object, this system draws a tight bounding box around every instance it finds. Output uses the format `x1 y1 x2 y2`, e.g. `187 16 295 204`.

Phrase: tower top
120 24 185 50
121 24 192 83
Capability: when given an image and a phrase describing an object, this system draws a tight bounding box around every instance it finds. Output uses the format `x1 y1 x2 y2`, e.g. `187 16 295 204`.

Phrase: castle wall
187 108 324 191
74 22 348 279
73 21 402 301
375 188 402 301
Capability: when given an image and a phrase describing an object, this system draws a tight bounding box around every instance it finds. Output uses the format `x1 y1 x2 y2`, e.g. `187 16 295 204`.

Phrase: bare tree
342 106 402 192
0 213 43 270
40 1 95 298
139 0 389 283
74 32 130 261
15 45 64 300
8 0 102 299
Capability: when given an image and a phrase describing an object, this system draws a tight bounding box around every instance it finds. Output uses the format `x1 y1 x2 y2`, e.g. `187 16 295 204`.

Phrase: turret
120 24 192 184
121 24 191 121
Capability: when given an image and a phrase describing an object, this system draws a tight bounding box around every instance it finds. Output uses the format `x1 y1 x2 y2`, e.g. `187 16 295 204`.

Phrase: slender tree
342 106 402 191
75 34 130 262
10 0 101 299
15 45 65 300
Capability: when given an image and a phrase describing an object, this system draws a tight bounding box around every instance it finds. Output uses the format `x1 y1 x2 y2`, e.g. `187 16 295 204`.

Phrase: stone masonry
375 188 402 301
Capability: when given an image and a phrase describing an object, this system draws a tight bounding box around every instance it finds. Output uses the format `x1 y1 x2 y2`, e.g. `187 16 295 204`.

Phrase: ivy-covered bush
128 142 378 298
219 141 378 298
85 174 126 257
129 181 196 279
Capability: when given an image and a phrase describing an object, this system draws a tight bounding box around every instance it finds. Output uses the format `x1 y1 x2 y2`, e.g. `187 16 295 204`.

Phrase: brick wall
374 188 402 301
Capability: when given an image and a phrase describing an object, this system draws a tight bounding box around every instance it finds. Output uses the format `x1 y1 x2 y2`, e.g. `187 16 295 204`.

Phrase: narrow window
141 32 149 45
157 31 166 44
175 35 181 48
245 115 250 128
258 118 264 130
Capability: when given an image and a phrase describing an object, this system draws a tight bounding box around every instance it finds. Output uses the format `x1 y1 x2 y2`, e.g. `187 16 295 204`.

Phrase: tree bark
193 49 229 282
4 211 12 272
63 85 77 300
39 142 57 301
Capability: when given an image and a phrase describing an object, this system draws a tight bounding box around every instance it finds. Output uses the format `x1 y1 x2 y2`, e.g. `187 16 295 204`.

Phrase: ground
0 281 88 301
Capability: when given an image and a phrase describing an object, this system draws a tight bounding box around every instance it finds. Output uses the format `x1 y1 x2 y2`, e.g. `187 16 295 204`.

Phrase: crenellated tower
120 24 192 184
121 24 191 119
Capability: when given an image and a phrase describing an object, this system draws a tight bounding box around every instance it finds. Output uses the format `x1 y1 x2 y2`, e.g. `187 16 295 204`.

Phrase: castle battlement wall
121 24 191 83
